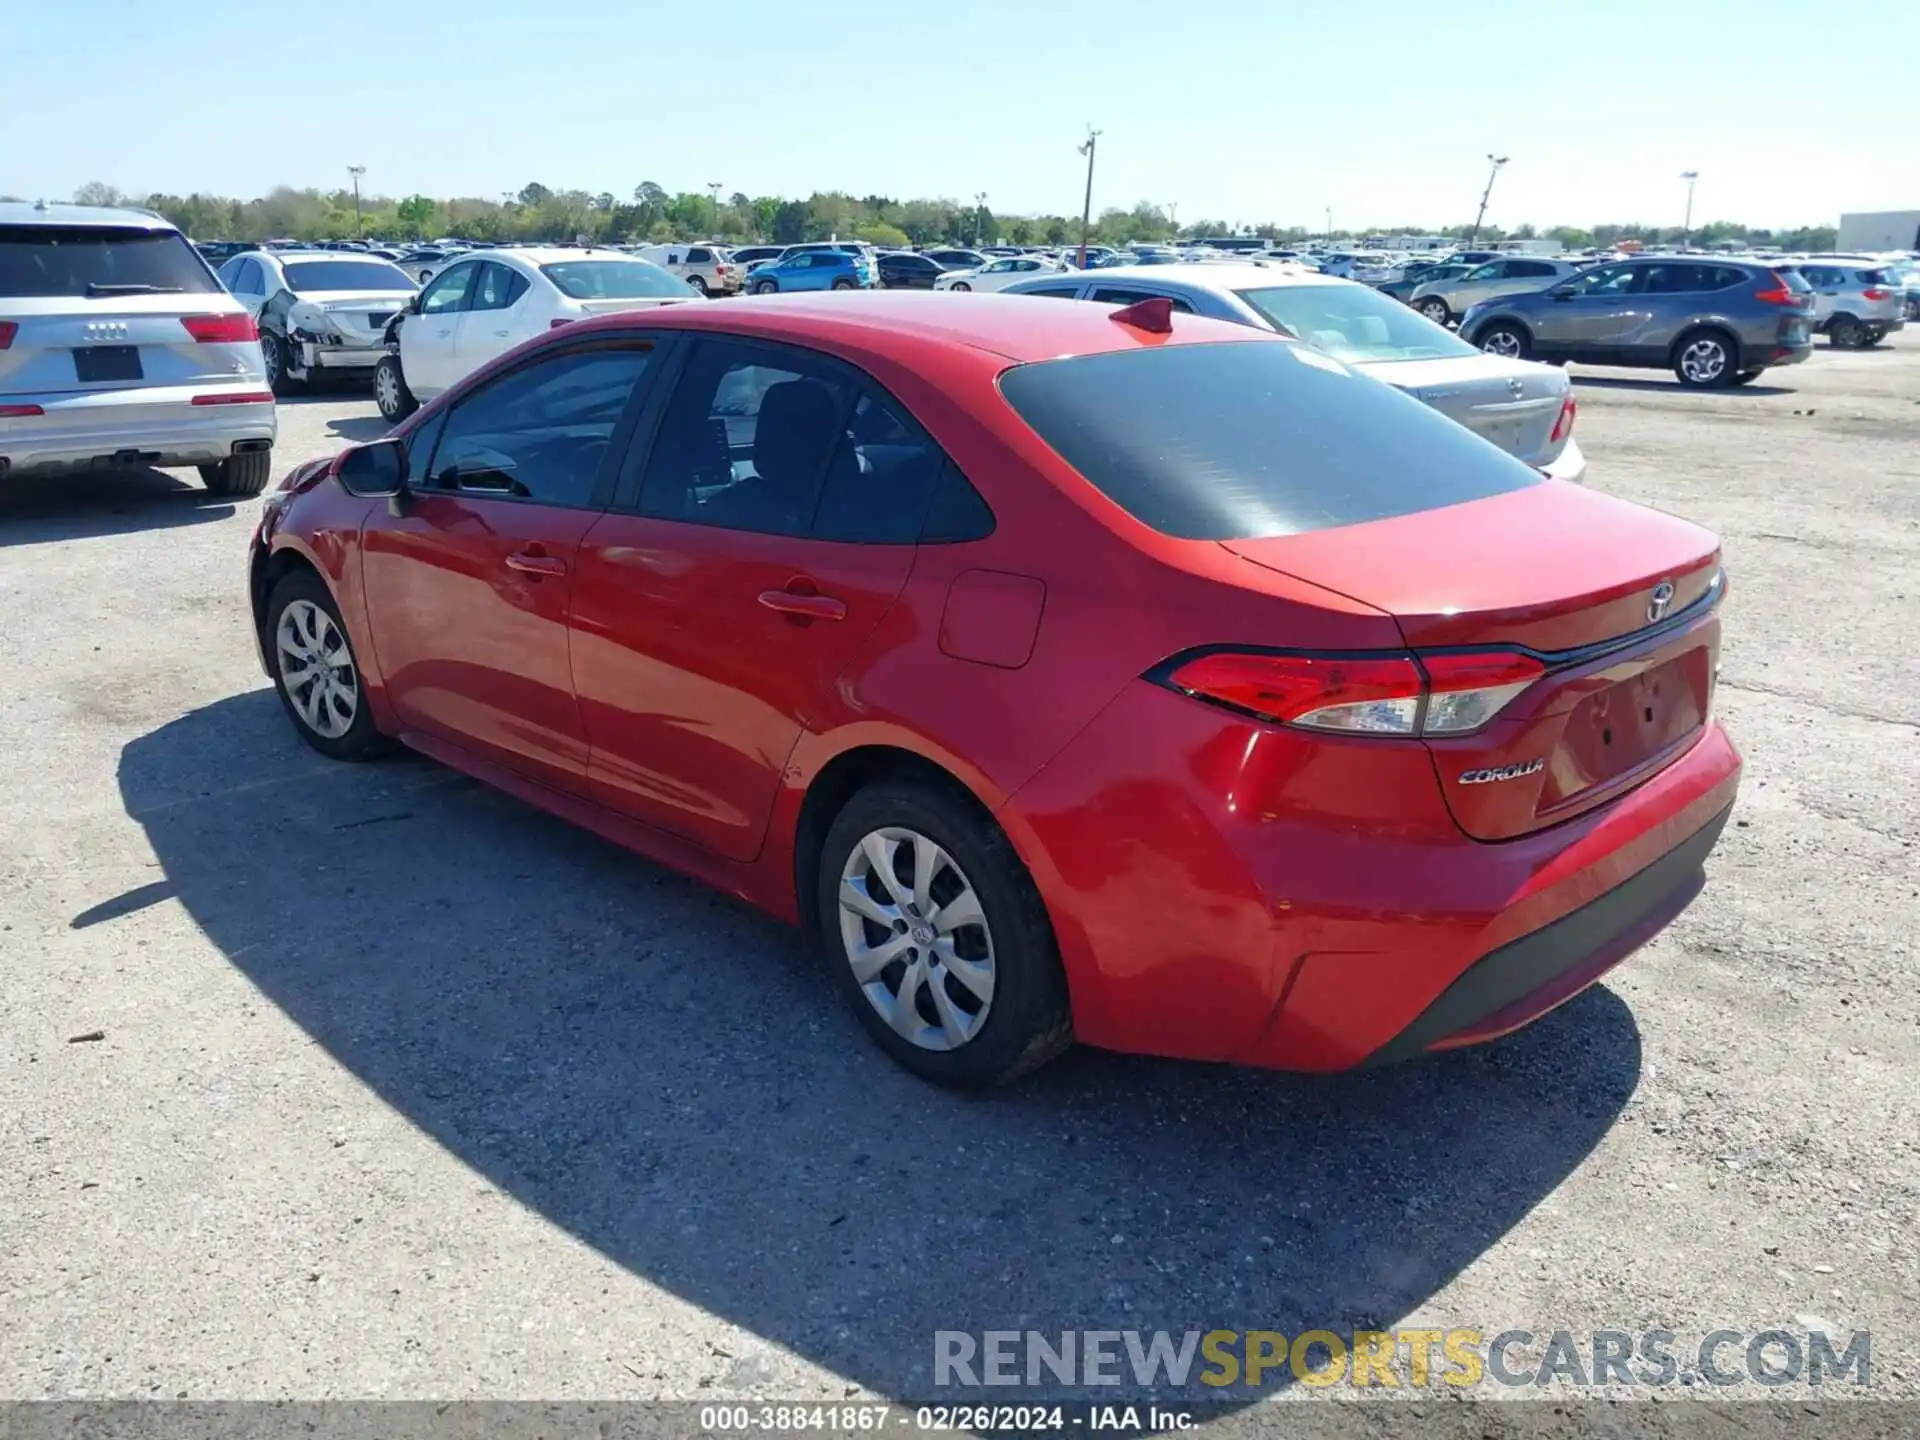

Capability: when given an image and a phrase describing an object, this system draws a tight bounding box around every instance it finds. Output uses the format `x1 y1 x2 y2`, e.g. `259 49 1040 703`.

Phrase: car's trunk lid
1222 483 1724 838
576 296 694 317
0 293 243 396
1379 354 1566 467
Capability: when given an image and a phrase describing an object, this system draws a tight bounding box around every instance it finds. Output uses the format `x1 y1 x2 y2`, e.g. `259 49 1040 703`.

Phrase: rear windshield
1233 283 1478 363
0 224 220 298
283 259 415 293
998 341 1542 541
540 259 689 299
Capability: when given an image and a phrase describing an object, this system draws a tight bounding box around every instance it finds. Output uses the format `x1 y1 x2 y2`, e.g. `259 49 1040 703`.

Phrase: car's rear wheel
261 332 303 397
819 782 1070 1088
1417 296 1452 325
687 275 710 295
831 277 856 290
265 570 390 762
1862 325 1886 348
1673 329 1737 388
752 279 778 295
950 281 972 292
198 449 273 497
1729 368 1764 386
1477 322 1530 360
1827 314 1864 349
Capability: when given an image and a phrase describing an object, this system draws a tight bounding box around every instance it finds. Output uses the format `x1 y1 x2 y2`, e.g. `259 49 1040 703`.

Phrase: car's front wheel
1417 296 1452 325
819 782 1070 1088
373 354 416 423
197 449 273 497
265 569 391 762
1673 329 1738 388
1476 322 1531 360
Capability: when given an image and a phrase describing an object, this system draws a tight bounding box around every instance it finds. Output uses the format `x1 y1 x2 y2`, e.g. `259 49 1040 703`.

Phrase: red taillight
0 403 44 418
1549 394 1577 444
190 390 275 406
0 321 16 350
1754 273 1802 306
1157 648 1544 737
1862 287 1892 302
181 312 258 343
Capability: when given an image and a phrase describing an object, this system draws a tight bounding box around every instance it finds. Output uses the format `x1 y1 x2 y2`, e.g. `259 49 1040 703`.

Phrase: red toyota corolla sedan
247 291 1740 1087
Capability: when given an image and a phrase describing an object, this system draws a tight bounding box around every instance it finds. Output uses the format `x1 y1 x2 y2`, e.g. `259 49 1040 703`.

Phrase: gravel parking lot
3 337 1915 1408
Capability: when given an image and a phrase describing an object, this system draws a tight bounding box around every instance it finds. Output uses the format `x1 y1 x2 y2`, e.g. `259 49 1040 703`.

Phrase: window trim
409 336 665 512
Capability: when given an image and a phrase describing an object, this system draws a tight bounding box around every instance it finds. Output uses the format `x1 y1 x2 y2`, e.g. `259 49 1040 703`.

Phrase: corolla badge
1647 580 1676 623
1459 759 1545 785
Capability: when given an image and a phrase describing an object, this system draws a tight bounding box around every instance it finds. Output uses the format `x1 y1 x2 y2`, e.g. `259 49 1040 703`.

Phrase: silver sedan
999 263 1586 482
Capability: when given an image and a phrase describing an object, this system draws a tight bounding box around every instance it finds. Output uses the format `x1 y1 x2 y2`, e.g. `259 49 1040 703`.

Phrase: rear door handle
758 589 846 622
506 551 567 576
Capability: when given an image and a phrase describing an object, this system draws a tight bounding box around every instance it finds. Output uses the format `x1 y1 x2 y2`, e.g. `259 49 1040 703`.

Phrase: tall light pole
974 191 988 246
1167 200 1178 239
1324 206 1333 241
346 165 365 231
708 181 723 239
1466 154 1509 245
1680 171 1699 248
1076 126 1101 269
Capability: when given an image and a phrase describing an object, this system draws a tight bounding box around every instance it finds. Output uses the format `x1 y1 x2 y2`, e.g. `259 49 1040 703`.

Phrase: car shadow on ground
1569 373 1793 397
0 466 234 547
118 691 1643 1401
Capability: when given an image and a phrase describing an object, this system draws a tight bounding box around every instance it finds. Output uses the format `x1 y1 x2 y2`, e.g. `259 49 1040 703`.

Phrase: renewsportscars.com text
934 1327 1872 1390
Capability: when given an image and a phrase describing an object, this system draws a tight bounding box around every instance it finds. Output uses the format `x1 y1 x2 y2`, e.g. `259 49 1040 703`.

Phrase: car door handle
437 327 453 337
494 329 510 337
758 589 846 622
505 551 568 576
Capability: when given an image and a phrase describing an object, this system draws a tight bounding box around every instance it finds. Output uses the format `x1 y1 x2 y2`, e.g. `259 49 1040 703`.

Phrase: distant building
1837 210 1920 251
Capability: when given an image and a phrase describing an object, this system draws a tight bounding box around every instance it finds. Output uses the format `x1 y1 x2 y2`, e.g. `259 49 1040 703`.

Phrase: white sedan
932 254 1067 293
375 247 700 421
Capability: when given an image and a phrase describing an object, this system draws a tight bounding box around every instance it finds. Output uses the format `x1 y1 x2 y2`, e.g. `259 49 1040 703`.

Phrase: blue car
746 250 873 294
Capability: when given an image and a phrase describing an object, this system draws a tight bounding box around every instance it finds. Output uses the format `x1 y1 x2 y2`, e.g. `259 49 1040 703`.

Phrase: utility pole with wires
1466 154 1509 245
1680 171 1700 248
1076 126 1101 269
347 165 365 231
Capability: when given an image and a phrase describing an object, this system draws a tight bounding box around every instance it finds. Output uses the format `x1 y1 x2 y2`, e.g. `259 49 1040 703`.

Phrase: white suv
0 202 276 495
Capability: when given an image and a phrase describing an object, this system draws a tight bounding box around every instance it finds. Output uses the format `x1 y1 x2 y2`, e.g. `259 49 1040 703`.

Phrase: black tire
1862 326 1886 348
830 278 856 290
1476 321 1532 360
1417 296 1452 325
1827 314 1864 349
687 275 710 295
949 281 971 292
817 782 1071 1088
264 569 393 762
1672 328 1739 388
261 331 304 396
752 279 778 295
374 353 416 422
1729 369 1764 387
197 449 273 497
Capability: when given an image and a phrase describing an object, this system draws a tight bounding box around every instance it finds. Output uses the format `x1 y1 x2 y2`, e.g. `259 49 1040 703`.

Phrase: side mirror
405 293 422 314
336 438 408 499
1550 289 1575 301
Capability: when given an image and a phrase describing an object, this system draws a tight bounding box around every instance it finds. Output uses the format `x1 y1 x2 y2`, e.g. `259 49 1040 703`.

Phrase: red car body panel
252 292 1741 1072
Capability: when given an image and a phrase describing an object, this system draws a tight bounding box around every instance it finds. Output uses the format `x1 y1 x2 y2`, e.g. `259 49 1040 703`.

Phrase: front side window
638 342 852 536
420 263 477 315
0 225 222 298
999 340 1541 541
282 259 415 293
1507 260 1558 278
1234 284 1477 362
424 347 651 507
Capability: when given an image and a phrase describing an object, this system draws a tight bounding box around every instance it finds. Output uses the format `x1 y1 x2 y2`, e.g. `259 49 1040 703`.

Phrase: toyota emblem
1647 581 1676 623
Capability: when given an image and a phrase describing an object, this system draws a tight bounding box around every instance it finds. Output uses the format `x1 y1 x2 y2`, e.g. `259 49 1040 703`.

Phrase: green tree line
62 180 1836 253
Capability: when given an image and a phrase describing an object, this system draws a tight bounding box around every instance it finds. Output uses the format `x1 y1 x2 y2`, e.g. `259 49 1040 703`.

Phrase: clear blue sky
5 0 1914 230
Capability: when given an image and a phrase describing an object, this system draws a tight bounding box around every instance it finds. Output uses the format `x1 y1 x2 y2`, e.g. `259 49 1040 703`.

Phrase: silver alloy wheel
838 826 995 1052
1679 338 1727 383
275 599 359 740
1481 328 1523 358
262 333 282 386
1420 299 1449 322
374 360 402 417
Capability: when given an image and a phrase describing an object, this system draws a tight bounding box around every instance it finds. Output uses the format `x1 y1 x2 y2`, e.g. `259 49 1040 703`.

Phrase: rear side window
1508 260 1559 277
1858 268 1891 286
998 341 1542 541
0 225 220 298
1090 288 1195 312
810 393 945 544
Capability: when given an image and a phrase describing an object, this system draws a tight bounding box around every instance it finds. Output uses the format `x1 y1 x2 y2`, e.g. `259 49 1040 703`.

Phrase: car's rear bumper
296 340 383 370
0 383 276 474
1750 339 1812 368
1002 679 1742 1072
1540 437 1587 483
